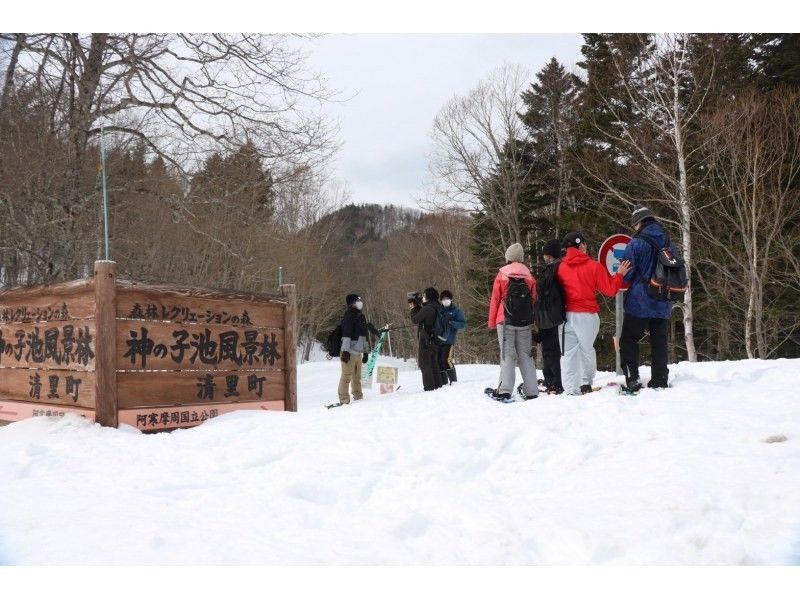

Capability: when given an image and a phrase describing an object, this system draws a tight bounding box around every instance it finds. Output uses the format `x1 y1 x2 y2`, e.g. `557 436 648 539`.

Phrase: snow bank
1 358 799 565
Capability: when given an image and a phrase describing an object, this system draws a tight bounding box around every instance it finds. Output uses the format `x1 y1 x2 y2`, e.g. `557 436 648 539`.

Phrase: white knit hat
505 242 524 263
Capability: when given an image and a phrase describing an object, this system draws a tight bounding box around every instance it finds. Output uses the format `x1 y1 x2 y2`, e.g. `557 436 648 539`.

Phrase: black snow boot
447 368 457 383
625 377 643 393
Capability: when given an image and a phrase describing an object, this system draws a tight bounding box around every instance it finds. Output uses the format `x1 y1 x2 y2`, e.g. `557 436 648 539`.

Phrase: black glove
362 352 368 364
341 351 351 363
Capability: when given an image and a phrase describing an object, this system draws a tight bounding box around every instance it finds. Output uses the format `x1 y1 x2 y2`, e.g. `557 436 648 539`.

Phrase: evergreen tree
519 57 582 237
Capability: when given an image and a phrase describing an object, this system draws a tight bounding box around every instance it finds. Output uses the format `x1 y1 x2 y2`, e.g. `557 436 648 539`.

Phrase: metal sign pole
615 291 623 375
100 126 111 260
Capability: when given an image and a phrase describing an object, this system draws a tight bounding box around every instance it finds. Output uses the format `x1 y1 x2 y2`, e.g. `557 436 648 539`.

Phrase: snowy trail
1 358 799 565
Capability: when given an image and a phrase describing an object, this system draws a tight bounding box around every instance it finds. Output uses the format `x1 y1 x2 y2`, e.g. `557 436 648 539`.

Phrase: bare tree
1 33 337 279
700 87 800 358
578 34 715 362
429 63 534 251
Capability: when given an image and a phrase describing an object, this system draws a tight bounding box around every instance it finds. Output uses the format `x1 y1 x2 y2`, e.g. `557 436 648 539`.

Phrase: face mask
422 297 428 304
442 299 452 307
354 300 363 310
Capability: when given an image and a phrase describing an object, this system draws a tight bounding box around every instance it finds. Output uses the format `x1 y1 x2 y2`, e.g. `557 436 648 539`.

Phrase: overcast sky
306 34 585 210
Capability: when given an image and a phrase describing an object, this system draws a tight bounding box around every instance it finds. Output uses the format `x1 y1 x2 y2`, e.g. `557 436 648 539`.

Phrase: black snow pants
619 314 669 386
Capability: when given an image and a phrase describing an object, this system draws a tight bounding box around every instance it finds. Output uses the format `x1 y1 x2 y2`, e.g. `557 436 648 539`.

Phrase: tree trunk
674 81 697 362
0 34 25 112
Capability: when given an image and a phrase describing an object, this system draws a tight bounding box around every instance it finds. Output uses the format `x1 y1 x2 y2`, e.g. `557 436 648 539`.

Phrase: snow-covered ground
1 357 799 565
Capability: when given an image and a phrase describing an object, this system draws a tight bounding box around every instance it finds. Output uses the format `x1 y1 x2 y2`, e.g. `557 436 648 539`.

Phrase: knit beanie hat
631 206 655 228
345 293 360 306
505 242 524 263
543 239 562 258
562 231 585 249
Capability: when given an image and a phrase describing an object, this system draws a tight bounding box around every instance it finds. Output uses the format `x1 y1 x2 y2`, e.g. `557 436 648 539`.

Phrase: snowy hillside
1 357 799 565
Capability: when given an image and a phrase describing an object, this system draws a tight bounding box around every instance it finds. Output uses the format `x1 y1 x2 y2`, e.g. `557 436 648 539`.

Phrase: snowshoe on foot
619 378 642 396
485 387 514 403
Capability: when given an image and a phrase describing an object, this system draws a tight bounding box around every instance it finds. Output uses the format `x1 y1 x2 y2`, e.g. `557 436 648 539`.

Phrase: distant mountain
315 203 422 246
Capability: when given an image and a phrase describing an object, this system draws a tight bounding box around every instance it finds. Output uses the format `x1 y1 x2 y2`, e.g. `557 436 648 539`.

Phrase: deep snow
1 357 799 565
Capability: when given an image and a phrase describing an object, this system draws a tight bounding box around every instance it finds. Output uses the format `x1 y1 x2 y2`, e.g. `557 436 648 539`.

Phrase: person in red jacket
556 231 631 396
487 242 539 400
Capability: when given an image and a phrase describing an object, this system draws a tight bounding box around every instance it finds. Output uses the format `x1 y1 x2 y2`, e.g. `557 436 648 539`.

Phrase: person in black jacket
534 239 565 394
409 287 443 391
338 293 381 405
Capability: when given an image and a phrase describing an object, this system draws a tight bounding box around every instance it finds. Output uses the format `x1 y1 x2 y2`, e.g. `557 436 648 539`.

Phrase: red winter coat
488 262 537 329
556 247 624 313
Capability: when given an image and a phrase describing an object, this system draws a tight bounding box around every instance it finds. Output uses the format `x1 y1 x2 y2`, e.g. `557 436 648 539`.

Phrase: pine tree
519 57 582 236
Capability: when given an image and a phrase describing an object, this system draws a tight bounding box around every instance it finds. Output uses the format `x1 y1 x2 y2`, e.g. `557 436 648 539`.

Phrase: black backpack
504 277 534 327
325 324 343 357
534 260 565 330
636 233 689 302
431 305 450 345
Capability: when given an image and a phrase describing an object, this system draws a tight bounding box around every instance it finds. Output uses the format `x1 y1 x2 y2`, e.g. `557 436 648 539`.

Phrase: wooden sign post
0 261 298 430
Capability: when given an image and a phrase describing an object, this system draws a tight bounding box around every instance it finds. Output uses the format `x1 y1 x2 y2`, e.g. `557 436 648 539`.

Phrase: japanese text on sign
122 327 281 369
0 325 94 366
126 303 253 326
0 304 71 323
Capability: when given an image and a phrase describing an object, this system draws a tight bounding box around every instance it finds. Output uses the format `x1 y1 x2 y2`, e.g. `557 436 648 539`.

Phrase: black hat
631 206 655 228
345 293 360 306
543 239 561 258
424 287 439 303
440 290 453 300
562 231 585 249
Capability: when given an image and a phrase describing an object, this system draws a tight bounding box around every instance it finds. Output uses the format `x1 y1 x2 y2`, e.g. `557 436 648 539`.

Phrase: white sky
306 34 585 210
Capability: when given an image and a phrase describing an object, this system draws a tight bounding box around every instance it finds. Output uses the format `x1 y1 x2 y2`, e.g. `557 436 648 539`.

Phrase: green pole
100 126 110 260
277 266 284 287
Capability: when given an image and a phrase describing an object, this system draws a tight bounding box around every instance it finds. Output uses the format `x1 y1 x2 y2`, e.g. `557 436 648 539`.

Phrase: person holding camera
338 293 381 405
409 287 444 391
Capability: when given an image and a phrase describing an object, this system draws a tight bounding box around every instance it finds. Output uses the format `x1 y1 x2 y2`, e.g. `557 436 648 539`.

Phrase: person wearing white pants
556 232 631 395
560 312 600 396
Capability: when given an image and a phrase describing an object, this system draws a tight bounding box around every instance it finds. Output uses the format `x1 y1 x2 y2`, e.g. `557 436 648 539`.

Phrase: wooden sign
0 263 298 430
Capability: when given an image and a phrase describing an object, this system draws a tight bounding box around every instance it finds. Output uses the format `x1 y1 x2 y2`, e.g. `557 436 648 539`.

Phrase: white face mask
442 299 452 307
354 300 363 310
422 296 428 304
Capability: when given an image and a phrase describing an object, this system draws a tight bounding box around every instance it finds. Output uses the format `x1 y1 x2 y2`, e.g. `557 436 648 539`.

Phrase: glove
341 351 351 363
362 352 368 364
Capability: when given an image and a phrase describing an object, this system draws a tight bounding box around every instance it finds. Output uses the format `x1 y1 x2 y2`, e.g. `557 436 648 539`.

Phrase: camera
406 291 422 305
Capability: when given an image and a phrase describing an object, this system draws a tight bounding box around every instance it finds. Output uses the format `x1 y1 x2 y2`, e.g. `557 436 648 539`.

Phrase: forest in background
2 34 799 367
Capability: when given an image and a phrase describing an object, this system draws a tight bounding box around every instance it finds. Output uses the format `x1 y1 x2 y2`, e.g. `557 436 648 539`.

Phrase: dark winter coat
340 307 380 354
622 221 673 319
410 301 440 342
441 303 466 345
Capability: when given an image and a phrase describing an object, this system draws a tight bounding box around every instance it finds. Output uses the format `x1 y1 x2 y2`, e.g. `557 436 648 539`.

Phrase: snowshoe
517 384 538 401
484 387 514 403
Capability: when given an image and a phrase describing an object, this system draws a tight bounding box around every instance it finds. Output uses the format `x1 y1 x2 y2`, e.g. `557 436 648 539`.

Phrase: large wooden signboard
0 262 297 431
